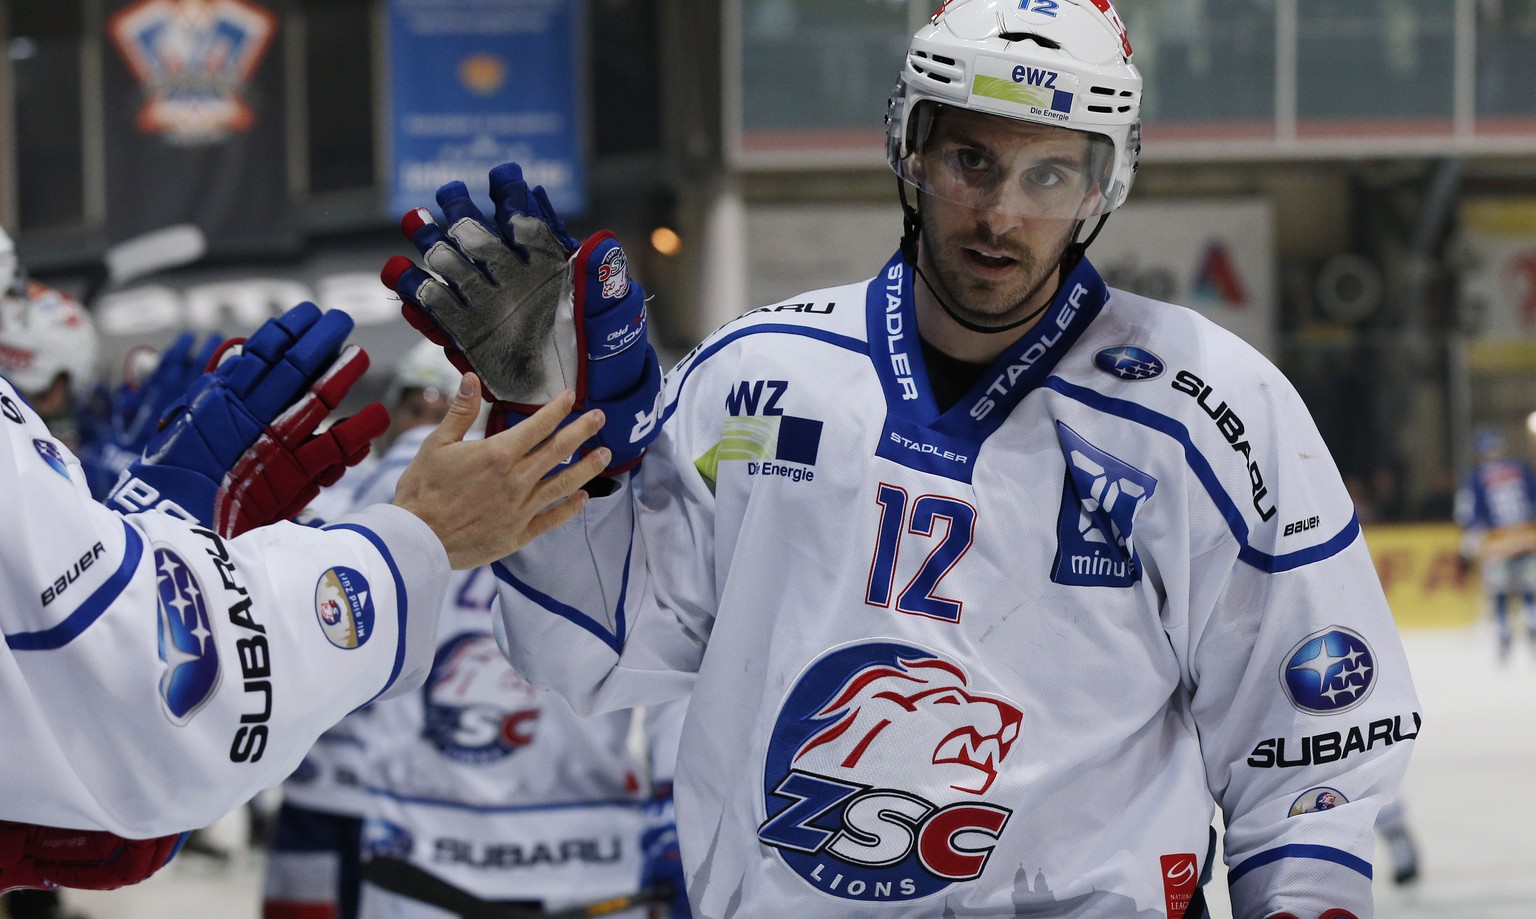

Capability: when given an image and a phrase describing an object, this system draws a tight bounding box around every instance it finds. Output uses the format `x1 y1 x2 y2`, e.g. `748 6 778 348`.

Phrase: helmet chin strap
897 180 1109 337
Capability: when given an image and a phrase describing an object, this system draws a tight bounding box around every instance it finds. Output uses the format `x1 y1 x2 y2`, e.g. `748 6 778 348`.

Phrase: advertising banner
103 0 295 256
1363 523 1482 630
388 0 586 218
1092 198 1277 358
1459 198 1536 340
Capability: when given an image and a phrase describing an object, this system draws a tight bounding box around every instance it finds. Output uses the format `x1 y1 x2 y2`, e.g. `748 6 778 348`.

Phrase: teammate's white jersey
0 375 448 839
329 426 678 911
496 253 1419 919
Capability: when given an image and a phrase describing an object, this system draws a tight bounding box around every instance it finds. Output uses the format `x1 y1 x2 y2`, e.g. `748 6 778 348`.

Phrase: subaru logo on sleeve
362 819 415 861
1093 346 1164 381
155 547 220 724
314 566 375 650
758 641 1022 902
1281 627 1376 715
33 439 70 479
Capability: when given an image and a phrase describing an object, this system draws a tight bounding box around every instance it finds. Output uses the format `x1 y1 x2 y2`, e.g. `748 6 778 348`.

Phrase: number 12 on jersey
865 483 976 622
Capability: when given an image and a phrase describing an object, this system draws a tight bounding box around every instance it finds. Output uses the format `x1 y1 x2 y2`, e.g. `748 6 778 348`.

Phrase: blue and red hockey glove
380 161 662 475
78 332 223 499
107 302 389 537
0 821 185 893
639 784 690 919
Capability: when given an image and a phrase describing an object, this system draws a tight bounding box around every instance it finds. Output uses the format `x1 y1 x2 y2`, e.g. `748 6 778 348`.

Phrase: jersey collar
865 249 1109 441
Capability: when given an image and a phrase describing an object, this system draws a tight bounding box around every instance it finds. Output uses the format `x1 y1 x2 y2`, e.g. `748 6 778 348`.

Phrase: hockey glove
108 302 389 537
380 161 662 474
0 821 184 893
81 332 224 499
638 784 690 919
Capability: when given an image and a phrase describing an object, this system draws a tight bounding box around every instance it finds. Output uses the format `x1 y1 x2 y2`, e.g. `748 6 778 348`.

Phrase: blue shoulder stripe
1228 843 1372 884
1045 376 1360 573
8 518 143 651
363 786 641 814
492 532 636 656
661 323 867 429
325 523 409 704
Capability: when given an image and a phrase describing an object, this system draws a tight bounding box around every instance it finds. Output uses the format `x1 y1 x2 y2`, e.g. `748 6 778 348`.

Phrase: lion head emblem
791 656 1022 796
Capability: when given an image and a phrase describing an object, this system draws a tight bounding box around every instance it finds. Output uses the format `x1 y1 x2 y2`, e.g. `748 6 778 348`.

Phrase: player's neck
912 271 1052 365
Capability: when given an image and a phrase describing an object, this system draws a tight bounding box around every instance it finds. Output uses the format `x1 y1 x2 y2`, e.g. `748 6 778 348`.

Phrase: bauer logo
423 633 541 764
1288 786 1348 816
314 566 375 650
1093 345 1164 381
1281 626 1376 715
1052 421 1155 587
759 642 1021 902
155 547 221 724
33 438 69 479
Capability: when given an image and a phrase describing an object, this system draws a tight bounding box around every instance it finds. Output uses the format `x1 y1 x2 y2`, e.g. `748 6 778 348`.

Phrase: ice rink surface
43 625 1536 919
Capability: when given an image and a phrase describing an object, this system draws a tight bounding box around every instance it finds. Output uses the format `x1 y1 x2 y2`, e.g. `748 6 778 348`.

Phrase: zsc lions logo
1281 626 1376 715
155 547 220 724
1093 345 1165 381
423 633 542 764
759 642 1022 903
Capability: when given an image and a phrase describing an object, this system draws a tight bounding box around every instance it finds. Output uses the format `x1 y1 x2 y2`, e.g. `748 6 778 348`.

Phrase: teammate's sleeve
0 379 449 839
491 346 730 714
1178 370 1418 919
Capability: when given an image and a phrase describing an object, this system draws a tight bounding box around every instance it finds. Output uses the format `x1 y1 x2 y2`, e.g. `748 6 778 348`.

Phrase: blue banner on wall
388 0 586 219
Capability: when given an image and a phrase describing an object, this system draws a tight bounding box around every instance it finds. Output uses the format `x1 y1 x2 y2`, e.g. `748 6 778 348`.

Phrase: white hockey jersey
323 426 678 911
496 253 1420 919
0 375 449 839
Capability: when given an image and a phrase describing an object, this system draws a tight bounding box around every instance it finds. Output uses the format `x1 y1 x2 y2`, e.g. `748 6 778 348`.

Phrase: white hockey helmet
0 283 99 396
0 225 18 295
386 339 460 408
886 0 1142 220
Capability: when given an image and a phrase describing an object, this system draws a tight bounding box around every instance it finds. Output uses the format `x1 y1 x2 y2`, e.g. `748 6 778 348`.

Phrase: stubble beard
919 220 1071 332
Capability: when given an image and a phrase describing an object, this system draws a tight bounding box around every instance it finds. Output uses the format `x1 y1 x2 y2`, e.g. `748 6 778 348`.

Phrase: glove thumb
432 373 483 446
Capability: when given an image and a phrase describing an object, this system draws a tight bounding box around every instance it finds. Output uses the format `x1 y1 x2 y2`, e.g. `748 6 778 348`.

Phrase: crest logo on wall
109 0 279 145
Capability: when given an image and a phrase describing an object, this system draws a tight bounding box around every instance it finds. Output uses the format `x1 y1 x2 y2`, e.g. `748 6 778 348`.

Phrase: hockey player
384 2 1420 917
1 302 611 897
1454 427 1536 658
0 230 99 451
324 365 688 919
262 341 463 919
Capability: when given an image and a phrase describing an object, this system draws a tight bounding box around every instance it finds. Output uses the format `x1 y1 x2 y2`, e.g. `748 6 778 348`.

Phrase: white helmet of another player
0 283 99 396
886 0 1142 220
0 225 18 295
386 339 460 408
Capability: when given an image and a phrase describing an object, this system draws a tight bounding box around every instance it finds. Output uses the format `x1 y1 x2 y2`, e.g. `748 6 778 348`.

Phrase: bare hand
393 373 610 569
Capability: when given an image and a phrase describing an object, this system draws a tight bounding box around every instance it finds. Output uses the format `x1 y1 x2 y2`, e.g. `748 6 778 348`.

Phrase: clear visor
896 104 1116 220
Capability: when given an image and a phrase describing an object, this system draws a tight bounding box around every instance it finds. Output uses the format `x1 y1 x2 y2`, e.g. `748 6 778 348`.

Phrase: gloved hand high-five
79 332 224 499
380 162 662 474
108 302 389 537
0 821 184 893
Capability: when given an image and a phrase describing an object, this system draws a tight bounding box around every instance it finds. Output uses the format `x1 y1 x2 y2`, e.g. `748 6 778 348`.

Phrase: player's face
914 109 1101 327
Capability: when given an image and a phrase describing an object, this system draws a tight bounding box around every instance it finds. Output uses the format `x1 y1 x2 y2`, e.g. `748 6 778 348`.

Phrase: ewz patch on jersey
759 642 1022 903
1051 421 1156 587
